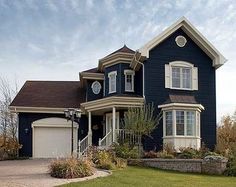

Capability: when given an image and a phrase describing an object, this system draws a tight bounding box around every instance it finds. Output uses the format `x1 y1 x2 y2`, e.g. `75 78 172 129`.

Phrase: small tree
216 111 236 156
123 103 162 157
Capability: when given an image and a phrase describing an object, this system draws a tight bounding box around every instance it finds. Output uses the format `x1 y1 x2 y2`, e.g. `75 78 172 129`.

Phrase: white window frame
163 109 200 138
124 70 135 92
165 61 198 90
108 71 117 94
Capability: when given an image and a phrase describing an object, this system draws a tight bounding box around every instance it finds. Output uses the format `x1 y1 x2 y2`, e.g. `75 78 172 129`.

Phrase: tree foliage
0 77 20 159
123 102 162 136
216 111 236 156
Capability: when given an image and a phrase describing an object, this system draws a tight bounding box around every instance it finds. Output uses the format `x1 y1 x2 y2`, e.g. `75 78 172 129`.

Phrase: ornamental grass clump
49 157 94 179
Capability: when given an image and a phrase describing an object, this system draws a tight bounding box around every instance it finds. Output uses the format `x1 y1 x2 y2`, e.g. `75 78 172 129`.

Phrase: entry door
105 112 119 145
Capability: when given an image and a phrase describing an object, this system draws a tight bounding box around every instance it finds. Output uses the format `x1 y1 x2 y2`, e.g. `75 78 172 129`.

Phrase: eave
139 17 227 69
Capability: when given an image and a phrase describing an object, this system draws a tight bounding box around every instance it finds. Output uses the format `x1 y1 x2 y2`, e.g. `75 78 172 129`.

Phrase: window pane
125 74 133 91
176 111 184 135
182 68 191 89
165 111 173 136
196 112 200 136
109 74 116 92
172 67 180 88
187 111 195 136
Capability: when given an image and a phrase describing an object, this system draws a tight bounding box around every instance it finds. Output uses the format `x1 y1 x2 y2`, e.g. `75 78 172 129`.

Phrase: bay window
164 110 199 137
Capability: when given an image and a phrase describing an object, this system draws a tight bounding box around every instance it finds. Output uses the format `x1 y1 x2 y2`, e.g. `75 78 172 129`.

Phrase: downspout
133 51 145 100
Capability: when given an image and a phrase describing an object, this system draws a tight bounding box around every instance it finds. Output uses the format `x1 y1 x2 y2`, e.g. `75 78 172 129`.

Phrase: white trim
139 17 226 68
158 103 205 111
175 35 187 47
124 69 135 92
108 71 117 94
91 81 102 95
167 61 197 90
9 106 83 114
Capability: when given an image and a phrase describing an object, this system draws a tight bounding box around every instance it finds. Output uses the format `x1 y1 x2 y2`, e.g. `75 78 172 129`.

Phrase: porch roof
81 96 145 112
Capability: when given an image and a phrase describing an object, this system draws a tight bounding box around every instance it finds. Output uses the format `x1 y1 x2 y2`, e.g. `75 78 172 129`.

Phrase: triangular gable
139 17 226 69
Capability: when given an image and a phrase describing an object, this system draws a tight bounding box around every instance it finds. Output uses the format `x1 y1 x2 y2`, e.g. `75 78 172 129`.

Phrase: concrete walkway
0 159 111 187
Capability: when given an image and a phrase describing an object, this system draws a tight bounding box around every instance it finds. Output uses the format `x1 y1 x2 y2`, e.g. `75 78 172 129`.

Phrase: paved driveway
0 159 110 187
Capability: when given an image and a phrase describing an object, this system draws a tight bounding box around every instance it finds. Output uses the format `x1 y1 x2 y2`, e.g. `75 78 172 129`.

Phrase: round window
91 81 101 95
175 35 187 47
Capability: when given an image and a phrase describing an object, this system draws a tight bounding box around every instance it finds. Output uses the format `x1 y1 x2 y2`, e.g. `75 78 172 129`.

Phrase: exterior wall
144 28 216 151
18 113 88 157
104 63 143 97
86 80 103 101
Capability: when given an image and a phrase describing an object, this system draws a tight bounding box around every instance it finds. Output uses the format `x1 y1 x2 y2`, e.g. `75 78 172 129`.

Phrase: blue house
10 17 226 158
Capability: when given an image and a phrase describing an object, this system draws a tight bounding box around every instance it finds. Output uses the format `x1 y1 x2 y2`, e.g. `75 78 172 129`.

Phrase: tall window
165 111 173 136
164 110 199 137
176 111 184 135
108 71 117 93
124 70 134 92
172 67 191 89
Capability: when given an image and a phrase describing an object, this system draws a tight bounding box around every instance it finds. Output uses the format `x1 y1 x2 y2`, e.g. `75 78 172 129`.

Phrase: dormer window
108 71 117 93
124 70 134 92
165 61 198 90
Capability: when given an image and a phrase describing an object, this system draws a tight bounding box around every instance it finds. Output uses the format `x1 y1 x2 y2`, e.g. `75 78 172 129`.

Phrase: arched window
165 61 198 90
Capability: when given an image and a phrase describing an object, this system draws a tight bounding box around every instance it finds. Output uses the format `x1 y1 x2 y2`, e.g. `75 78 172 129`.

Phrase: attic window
175 35 187 47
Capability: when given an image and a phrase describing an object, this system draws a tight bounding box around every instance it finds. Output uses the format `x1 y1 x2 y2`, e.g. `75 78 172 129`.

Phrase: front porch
78 96 144 156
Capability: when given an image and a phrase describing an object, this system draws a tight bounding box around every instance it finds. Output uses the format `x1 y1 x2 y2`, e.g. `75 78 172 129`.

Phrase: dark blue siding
144 28 216 151
104 63 143 97
86 80 103 101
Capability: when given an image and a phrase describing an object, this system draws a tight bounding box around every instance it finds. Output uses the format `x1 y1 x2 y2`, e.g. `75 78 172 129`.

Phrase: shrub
49 158 94 179
157 151 174 159
177 147 201 159
163 143 176 156
91 148 127 170
224 147 236 176
113 143 139 159
114 157 127 168
143 151 158 158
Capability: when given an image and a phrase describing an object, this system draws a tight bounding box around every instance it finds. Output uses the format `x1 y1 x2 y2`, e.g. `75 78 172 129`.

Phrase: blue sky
0 0 235 121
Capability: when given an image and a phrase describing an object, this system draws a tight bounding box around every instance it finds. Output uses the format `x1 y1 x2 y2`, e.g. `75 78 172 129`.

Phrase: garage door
32 118 78 158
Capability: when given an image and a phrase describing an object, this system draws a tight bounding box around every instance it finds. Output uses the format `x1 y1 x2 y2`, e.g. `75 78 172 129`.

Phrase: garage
32 117 78 158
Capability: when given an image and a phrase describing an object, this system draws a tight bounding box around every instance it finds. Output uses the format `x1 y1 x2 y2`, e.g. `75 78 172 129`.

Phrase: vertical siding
144 28 216 151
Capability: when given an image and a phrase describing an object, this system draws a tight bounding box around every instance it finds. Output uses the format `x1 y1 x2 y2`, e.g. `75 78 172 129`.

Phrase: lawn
60 166 236 187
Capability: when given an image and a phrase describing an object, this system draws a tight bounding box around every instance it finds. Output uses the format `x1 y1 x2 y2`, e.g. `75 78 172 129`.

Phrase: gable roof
139 17 226 69
10 81 85 109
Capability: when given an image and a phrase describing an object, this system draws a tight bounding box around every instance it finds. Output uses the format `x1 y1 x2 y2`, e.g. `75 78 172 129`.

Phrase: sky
0 0 235 121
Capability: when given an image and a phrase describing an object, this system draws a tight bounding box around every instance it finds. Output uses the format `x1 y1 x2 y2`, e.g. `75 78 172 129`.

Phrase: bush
90 148 127 170
143 151 158 158
224 148 236 176
0 136 22 160
113 143 139 159
177 147 201 159
157 151 174 159
49 158 94 179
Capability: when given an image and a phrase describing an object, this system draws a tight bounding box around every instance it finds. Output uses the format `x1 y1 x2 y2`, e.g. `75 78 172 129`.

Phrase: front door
105 112 119 145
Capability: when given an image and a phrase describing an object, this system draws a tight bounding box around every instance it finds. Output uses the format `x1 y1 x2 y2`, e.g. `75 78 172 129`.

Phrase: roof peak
105 44 135 57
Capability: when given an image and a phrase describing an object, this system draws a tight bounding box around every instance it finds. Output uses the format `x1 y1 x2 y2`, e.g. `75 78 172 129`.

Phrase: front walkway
0 159 110 187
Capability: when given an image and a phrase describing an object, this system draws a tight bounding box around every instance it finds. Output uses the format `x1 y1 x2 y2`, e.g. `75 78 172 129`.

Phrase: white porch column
88 111 92 145
112 107 116 142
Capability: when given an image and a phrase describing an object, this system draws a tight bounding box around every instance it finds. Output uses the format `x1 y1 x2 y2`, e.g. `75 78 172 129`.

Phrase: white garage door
32 118 78 158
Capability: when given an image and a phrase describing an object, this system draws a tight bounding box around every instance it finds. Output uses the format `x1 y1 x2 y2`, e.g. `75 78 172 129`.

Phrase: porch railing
99 130 112 147
116 129 141 146
78 134 89 158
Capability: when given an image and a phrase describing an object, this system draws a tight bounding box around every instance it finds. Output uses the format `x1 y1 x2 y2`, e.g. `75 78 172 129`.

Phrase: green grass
60 166 236 187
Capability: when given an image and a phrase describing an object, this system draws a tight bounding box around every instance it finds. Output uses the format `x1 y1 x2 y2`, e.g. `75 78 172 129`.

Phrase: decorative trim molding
139 17 226 69
158 103 205 111
81 96 144 112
